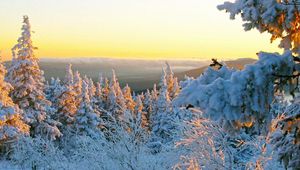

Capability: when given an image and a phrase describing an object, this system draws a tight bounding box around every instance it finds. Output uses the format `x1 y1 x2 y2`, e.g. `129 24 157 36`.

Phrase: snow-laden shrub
174 114 284 170
10 136 67 169
174 117 228 169
270 105 300 169
64 135 110 170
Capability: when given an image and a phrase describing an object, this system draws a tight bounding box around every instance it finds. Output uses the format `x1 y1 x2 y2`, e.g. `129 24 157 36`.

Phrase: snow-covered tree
165 62 175 97
7 16 61 140
102 77 110 104
156 68 171 113
94 82 104 110
151 84 158 102
45 77 64 106
64 64 73 86
134 95 149 130
88 78 96 99
142 89 153 126
218 0 300 54
175 52 295 134
11 136 67 169
172 77 180 99
94 73 104 106
150 84 158 114
73 71 82 107
107 70 127 121
123 84 136 113
270 99 300 169
180 75 195 89
0 56 29 141
75 81 102 139
57 65 77 127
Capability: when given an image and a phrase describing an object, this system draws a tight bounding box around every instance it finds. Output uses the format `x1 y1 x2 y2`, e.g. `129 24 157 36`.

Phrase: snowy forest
0 0 300 170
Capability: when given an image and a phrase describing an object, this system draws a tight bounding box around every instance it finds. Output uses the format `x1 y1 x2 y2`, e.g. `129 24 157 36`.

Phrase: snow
175 51 295 134
1 12 299 170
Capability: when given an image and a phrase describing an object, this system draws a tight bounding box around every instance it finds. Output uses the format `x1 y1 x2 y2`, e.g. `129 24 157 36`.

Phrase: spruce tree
45 77 64 106
123 84 136 113
57 64 77 127
107 70 126 121
0 56 29 141
75 81 101 139
135 95 148 130
7 16 61 140
156 68 171 113
73 71 82 107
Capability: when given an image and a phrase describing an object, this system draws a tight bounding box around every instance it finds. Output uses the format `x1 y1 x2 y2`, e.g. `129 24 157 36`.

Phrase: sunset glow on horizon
0 0 282 61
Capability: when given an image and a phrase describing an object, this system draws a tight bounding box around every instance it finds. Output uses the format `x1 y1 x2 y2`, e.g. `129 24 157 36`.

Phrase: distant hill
4 58 208 92
4 58 256 92
175 58 257 79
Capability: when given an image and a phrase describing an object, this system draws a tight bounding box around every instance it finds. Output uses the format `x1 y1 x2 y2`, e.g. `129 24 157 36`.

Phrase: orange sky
0 0 282 61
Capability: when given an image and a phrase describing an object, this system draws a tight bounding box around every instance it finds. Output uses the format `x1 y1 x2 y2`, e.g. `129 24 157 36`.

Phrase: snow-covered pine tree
57 64 77 128
45 77 64 106
64 64 73 86
270 96 300 169
156 68 171 113
149 84 157 115
106 70 127 121
94 78 104 111
0 55 29 142
151 84 158 102
134 95 149 130
82 75 96 99
73 71 82 107
165 62 175 99
172 77 180 99
175 52 295 134
123 84 136 113
149 68 179 152
218 0 300 54
102 77 110 104
94 73 104 105
88 78 96 99
143 90 152 112
142 89 153 127
75 80 102 139
7 16 61 140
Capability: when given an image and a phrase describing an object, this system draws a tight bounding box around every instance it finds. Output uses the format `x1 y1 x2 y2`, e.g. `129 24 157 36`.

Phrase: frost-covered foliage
123 84 136 113
10 136 67 169
142 89 153 118
180 75 195 89
56 64 77 127
175 114 283 170
218 0 300 54
0 57 29 141
134 95 149 130
165 62 177 99
175 51 295 134
107 70 127 121
270 100 300 169
73 71 82 107
45 77 64 105
7 16 61 140
156 68 171 113
75 81 102 139
174 117 228 169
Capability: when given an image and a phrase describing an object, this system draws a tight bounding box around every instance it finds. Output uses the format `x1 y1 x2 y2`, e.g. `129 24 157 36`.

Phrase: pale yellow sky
0 0 281 61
